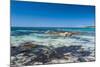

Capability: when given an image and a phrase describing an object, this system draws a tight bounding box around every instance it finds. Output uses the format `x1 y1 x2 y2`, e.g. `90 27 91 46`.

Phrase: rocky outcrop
11 41 95 66
45 30 80 37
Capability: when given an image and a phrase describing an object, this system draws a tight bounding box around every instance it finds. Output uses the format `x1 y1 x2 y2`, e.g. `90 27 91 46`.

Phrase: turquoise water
11 27 95 49
11 27 95 32
11 27 95 36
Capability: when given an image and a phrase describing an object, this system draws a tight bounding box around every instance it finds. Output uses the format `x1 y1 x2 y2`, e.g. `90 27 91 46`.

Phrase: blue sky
11 1 95 27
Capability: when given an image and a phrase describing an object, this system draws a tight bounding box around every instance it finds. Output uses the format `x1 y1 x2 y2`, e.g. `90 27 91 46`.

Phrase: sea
11 27 95 49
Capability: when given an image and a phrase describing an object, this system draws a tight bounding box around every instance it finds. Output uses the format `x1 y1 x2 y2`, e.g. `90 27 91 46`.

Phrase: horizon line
11 26 95 28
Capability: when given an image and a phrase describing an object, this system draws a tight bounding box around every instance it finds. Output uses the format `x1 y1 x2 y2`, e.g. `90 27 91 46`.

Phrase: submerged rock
20 41 37 49
77 57 87 62
11 41 94 65
11 41 38 56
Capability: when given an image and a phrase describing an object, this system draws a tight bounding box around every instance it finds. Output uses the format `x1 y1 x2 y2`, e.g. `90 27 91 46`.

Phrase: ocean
11 27 95 48
11 27 95 65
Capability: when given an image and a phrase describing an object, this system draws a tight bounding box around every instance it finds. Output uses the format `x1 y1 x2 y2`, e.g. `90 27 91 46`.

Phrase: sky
11 1 95 27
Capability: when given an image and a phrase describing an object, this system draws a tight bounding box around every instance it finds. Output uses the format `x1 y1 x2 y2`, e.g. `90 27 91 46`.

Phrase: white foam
11 33 95 50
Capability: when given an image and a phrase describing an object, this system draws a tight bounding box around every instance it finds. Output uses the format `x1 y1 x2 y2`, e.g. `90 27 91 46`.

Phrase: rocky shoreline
45 30 80 37
11 41 95 66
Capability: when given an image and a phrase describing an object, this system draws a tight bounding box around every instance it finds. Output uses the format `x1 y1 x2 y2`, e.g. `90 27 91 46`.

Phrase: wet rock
63 53 72 60
79 51 91 57
11 46 23 56
33 62 43 65
11 53 37 66
77 57 86 62
84 56 95 62
11 42 94 65
54 45 82 56
45 31 80 37
11 41 37 56
11 42 37 56
20 41 37 50
32 46 54 64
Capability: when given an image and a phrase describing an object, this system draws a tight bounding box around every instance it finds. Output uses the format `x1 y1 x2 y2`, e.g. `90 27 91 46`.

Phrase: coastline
11 27 95 66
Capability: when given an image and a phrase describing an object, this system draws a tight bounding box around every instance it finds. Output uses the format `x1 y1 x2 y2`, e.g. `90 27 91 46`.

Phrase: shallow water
11 27 95 49
11 27 95 65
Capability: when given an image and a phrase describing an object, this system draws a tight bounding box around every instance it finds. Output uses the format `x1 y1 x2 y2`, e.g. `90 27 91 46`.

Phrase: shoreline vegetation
11 29 95 66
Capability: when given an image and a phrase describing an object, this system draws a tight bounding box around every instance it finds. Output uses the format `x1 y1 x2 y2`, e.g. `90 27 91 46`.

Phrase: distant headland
83 26 95 28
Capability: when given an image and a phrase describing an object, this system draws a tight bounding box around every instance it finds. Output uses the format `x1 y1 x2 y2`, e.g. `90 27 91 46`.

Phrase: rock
11 42 94 65
22 55 37 65
84 56 95 62
63 53 72 60
58 32 73 37
64 56 69 60
77 57 86 62
20 41 37 49
79 51 91 57
32 46 53 64
11 41 38 56
11 43 54 65
11 46 22 56
49 59 59 64
45 30 80 37
34 62 43 65
11 53 37 66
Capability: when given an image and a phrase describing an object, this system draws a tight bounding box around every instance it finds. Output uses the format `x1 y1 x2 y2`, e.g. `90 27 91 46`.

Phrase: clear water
11 27 95 49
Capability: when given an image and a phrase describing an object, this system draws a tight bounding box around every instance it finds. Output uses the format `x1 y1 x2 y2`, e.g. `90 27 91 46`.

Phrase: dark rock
11 41 37 56
11 42 93 65
20 41 37 49
77 57 86 62
80 51 91 56
11 46 22 56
